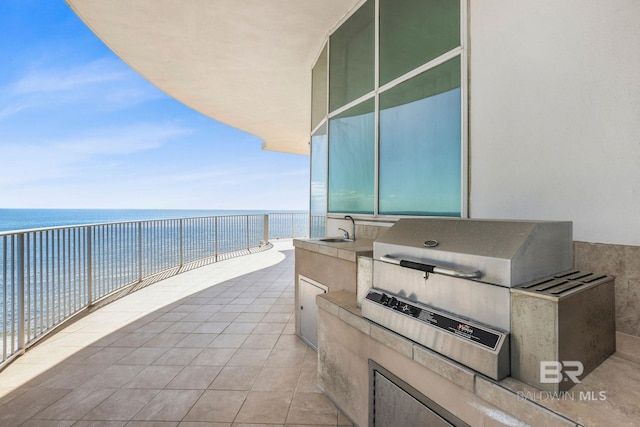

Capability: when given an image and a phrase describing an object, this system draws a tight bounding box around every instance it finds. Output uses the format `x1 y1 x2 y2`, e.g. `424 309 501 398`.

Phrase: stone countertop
293 238 374 263
318 290 640 427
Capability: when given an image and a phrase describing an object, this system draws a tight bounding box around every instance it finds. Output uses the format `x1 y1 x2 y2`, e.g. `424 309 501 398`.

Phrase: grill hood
373 218 573 287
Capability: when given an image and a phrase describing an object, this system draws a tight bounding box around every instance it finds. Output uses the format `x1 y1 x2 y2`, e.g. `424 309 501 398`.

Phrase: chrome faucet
338 228 350 239
344 215 356 241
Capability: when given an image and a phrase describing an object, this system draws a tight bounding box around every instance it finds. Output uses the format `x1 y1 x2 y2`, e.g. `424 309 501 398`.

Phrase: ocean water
0 209 298 233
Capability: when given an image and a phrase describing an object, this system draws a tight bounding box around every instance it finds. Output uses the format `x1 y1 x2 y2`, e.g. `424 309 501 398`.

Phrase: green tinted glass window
328 99 375 214
379 0 460 85
379 57 461 216
311 45 328 131
329 0 374 112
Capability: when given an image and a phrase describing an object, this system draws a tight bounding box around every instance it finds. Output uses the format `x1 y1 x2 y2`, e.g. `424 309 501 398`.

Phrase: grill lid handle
380 255 482 280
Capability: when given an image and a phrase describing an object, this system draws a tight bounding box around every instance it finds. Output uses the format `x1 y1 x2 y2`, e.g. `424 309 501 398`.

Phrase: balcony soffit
66 0 362 155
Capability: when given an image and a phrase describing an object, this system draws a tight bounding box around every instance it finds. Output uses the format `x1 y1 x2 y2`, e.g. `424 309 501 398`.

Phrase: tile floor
0 240 353 427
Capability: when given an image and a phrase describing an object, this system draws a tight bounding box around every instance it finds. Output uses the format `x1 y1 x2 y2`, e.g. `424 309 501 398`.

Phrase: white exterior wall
469 0 640 245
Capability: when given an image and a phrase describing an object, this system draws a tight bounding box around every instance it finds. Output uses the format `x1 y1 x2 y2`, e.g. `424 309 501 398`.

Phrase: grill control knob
380 293 390 306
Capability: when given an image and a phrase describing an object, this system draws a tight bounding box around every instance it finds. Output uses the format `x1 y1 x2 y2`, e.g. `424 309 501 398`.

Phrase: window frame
310 0 468 220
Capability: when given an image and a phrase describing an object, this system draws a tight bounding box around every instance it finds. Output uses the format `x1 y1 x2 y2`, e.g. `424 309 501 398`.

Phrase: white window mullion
374 0 380 217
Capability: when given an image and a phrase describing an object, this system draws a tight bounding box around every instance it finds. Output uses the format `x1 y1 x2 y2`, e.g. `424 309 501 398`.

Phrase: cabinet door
299 277 327 350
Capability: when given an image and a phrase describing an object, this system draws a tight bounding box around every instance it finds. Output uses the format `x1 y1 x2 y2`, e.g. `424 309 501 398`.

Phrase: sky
0 1 310 211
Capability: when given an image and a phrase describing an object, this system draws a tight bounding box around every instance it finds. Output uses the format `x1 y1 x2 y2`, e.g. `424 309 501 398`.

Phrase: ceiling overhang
66 0 361 155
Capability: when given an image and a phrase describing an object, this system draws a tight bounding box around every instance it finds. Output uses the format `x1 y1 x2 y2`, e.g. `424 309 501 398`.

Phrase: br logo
540 361 584 384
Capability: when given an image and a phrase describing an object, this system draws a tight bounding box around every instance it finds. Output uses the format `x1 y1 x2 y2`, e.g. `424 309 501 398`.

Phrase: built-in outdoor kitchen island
294 218 640 427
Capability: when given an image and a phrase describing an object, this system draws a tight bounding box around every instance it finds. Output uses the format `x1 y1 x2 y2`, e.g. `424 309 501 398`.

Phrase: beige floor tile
141 333 188 348
83 364 146 388
77 346 135 365
190 348 236 366
275 334 310 351
268 305 293 314
123 366 183 389
261 313 291 323
152 347 202 366
20 420 75 427
174 333 218 348
209 366 262 391
34 388 114 420
74 421 126 427
133 389 203 421
171 304 200 313
134 321 174 334
155 312 188 322
218 304 248 313
231 297 256 305
0 388 70 424
197 304 225 313
116 347 168 365
112 332 159 347
234 391 292 424
226 349 271 367
208 312 240 322
223 322 257 334
166 366 222 389
233 424 283 427
240 334 279 350
243 304 272 313
164 322 202 334
251 322 286 335
286 392 338 425
276 297 294 305
207 333 248 349
178 422 230 427
235 312 264 323
126 421 178 427
179 312 213 322
208 298 234 305
183 390 248 422
252 367 300 392
264 349 306 368
39 364 107 388
83 389 159 421
192 322 230 334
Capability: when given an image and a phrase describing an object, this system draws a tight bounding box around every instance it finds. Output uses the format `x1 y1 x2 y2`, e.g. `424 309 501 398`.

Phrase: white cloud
11 57 128 95
0 122 193 185
0 57 166 120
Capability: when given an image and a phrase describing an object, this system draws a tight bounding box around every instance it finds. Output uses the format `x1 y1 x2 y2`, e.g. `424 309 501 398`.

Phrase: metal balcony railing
0 212 316 368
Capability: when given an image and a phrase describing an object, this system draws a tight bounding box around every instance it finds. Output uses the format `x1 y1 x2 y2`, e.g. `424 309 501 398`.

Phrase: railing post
291 213 294 238
246 216 250 250
138 222 143 282
215 217 219 262
86 226 92 306
264 214 269 244
179 219 184 268
16 233 25 355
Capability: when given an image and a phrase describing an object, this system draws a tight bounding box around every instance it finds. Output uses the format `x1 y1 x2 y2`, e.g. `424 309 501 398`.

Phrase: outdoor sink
319 238 355 243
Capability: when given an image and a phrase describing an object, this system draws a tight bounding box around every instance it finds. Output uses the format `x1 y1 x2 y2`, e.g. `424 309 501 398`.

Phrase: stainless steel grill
362 218 614 386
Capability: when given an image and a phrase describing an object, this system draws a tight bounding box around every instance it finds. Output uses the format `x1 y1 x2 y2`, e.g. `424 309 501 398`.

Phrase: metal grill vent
515 270 610 297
